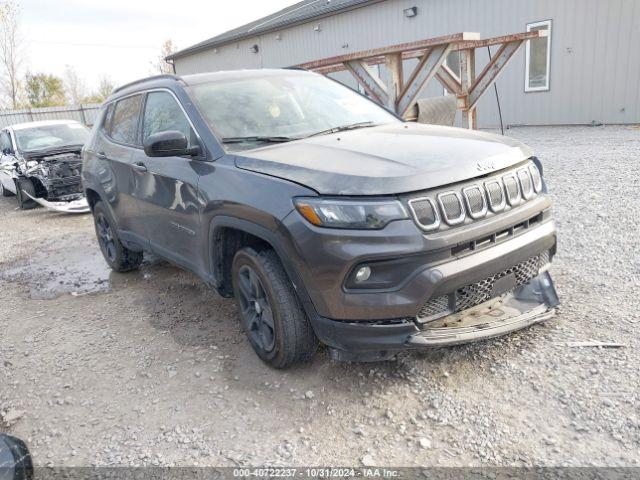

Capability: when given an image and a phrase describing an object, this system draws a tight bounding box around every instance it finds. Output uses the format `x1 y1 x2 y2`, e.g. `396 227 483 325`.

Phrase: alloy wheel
96 212 116 262
236 265 276 352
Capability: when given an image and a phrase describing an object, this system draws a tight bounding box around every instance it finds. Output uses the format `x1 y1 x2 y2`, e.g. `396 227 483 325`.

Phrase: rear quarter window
109 95 143 145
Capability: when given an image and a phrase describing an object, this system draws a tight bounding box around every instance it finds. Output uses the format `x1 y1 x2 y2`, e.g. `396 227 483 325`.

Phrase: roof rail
112 74 183 94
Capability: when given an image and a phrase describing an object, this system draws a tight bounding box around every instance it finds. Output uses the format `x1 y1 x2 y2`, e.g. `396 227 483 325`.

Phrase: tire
232 247 318 368
16 178 37 209
0 181 15 197
93 200 143 272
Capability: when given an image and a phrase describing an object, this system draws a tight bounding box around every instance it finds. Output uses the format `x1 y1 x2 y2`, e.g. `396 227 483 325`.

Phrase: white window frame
524 19 552 92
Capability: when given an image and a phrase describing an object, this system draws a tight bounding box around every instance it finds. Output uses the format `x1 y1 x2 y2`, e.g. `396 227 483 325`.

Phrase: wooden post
459 48 477 129
385 53 403 111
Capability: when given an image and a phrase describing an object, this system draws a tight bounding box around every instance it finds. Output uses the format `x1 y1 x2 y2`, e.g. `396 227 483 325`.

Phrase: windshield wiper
307 121 378 138
221 136 299 144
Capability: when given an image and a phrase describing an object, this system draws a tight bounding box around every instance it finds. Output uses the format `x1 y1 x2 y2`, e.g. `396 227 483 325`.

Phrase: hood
23 145 83 161
235 123 533 195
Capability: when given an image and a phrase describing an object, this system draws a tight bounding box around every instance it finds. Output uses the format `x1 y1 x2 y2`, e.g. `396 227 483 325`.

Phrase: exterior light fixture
403 6 418 17
355 266 371 283
313 25 321 32
250 44 259 53
275 33 282 40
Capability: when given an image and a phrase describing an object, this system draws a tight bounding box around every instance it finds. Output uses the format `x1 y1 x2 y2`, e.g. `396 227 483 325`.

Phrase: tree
64 65 87 106
0 2 24 109
152 39 176 74
24 72 65 107
83 75 115 104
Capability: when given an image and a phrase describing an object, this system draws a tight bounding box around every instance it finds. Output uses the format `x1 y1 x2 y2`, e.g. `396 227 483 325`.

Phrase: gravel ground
0 125 639 468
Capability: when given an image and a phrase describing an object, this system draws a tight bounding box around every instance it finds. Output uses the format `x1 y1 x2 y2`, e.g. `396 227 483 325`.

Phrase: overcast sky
20 0 294 92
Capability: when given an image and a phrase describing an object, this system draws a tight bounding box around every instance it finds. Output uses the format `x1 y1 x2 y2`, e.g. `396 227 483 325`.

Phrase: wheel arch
208 216 317 319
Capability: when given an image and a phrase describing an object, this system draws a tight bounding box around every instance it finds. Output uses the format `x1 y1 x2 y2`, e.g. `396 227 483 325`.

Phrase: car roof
106 69 316 102
9 119 82 131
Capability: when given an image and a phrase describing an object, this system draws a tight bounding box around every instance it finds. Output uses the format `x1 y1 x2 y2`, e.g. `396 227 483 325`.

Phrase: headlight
294 197 408 229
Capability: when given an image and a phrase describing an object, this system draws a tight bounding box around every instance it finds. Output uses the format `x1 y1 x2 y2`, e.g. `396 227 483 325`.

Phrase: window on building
110 94 143 145
525 20 552 92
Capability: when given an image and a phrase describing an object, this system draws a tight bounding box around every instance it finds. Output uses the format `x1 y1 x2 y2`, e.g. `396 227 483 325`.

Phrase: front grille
463 186 486 218
417 251 550 321
407 160 543 233
438 192 465 225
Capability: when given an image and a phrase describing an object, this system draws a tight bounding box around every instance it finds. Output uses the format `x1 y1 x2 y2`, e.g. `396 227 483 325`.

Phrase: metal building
168 0 640 127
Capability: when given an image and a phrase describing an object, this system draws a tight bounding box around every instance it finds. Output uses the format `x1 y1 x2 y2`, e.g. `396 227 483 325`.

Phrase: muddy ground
0 125 639 467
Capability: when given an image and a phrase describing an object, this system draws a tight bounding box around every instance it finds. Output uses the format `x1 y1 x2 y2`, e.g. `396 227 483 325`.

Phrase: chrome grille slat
408 197 440 231
529 163 543 192
502 173 521 206
437 191 465 225
484 179 506 212
517 168 534 200
462 185 487 219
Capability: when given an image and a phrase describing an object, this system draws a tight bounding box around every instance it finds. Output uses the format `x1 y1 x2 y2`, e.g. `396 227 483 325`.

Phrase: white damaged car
0 119 91 213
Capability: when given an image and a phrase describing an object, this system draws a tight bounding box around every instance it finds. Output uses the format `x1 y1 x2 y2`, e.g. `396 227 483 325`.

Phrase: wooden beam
435 64 462 95
459 48 476 129
344 60 388 105
385 53 403 110
296 32 479 71
296 31 545 74
396 43 451 118
467 40 522 109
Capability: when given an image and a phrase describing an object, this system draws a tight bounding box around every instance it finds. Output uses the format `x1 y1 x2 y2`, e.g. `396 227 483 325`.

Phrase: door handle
131 162 147 173
97 152 108 160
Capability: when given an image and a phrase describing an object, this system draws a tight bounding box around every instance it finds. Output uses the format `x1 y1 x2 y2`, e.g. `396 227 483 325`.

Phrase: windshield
15 123 90 152
188 72 399 150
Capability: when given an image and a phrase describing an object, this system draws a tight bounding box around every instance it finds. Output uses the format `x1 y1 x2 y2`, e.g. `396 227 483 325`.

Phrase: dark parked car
0 120 90 211
82 69 558 368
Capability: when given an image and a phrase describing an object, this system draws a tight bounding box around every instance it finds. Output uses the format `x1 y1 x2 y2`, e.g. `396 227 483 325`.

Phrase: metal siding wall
174 0 640 126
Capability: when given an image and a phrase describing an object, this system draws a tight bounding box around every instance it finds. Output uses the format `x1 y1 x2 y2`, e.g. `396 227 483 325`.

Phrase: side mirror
143 131 200 158
2 147 13 155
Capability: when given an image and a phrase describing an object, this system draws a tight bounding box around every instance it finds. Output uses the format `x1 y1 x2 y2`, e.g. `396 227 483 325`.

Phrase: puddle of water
1 243 113 299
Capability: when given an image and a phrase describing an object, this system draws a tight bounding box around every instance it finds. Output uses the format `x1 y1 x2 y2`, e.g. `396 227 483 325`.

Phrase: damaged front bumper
314 271 559 362
21 190 90 213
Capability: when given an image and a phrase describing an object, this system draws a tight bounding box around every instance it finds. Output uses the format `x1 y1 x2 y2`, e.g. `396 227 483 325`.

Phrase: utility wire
30 40 157 50
487 46 504 135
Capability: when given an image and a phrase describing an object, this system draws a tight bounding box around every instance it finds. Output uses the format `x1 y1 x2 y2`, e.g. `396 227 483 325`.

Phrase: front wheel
16 178 37 209
232 247 318 368
93 200 143 272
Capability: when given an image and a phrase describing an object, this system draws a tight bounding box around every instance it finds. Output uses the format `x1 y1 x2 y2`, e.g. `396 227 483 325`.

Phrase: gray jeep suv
82 69 558 368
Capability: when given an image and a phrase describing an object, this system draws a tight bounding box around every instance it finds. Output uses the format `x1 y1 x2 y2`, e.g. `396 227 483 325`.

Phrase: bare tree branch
64 65 87 105
0 1 25 109
152 39 176 75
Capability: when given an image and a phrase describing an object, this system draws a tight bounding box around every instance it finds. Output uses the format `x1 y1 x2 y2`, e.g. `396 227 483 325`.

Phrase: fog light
355 266 371 283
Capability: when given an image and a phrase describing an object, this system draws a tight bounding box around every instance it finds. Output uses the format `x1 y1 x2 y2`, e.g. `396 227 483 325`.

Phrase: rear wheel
16 178 37 209
232 247 318 368
93 200 143 272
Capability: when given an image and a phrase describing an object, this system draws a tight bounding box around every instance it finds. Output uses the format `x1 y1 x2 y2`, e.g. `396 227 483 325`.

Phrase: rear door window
110 95 143 145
